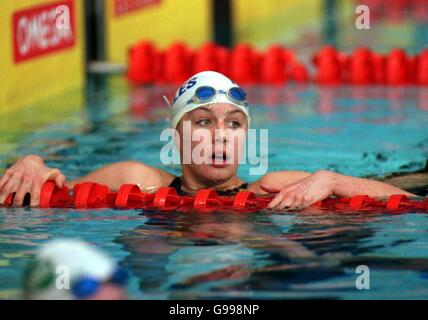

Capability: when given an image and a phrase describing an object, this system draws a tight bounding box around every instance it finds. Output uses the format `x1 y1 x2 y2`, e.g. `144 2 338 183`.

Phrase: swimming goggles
71 267 129 299
186 86 248 107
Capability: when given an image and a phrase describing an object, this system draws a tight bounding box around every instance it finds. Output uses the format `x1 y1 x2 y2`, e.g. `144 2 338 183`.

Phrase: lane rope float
2 181 428 214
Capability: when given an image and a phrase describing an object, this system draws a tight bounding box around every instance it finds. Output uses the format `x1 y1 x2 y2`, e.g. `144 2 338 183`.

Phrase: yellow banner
0 0 84 113
232 0 321 48
105 0 212 62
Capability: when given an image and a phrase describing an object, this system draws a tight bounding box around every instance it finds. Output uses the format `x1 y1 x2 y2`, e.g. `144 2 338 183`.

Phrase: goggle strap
163 95 172 107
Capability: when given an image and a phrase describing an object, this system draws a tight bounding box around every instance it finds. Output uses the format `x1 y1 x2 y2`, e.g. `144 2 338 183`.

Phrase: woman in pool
0 71 416 209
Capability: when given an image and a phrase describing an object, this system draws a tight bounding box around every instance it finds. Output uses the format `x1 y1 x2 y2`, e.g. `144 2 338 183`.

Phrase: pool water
1 75 428 299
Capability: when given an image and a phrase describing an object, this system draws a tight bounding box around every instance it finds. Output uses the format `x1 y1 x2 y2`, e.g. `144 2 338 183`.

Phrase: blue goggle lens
72 277 100 299
229 87 247 102
71 267 129 299
111 267 129 285
195 86 216 101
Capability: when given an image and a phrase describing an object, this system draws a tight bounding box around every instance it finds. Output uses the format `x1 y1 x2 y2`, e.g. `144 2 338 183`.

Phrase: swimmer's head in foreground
169 71 250 190
23 239 128 300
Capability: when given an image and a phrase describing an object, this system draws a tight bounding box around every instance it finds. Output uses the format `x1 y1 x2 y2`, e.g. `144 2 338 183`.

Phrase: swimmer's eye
228 121 241 128
196 119 211 127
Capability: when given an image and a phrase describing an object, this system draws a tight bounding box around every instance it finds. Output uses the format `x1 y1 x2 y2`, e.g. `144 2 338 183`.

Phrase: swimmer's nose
214 126 228 144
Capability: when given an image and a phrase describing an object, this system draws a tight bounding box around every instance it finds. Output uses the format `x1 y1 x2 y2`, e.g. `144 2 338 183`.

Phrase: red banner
12 0 76 64
114 0 160 17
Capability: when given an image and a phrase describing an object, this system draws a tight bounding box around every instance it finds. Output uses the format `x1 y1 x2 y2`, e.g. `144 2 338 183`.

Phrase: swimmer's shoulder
247 170 311 194
119 161 176 190
69 161 175 191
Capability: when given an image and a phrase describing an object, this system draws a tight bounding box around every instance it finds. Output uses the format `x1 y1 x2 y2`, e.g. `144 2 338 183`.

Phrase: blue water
1 76 428 299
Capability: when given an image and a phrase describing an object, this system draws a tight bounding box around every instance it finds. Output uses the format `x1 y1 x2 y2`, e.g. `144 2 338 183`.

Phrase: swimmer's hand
0 155 66 207
261 170 335 211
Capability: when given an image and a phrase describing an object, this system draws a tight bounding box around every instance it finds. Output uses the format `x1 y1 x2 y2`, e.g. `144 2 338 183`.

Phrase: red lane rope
153 187 181 210
127 42 428 86
115 184 143 208
2 181 428 214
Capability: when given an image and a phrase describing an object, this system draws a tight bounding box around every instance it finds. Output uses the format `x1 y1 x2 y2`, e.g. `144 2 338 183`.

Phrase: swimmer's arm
66 161 174 191
251 170 417 210
252 170 417 198
249 171 312 194
329 172 417 198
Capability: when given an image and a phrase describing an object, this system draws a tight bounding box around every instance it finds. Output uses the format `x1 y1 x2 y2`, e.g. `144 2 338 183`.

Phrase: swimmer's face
176 103 248 183
86 284 127 300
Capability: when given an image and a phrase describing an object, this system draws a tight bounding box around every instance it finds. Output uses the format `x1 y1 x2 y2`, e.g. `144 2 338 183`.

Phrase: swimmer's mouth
211 152 230 167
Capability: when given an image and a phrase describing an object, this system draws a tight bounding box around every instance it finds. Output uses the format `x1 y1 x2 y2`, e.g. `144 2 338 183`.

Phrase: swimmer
0 71 417 210
23 239 129 300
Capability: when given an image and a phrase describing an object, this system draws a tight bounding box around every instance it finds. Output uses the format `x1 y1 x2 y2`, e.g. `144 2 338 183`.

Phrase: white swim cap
23 239 117 300
170 71 250 129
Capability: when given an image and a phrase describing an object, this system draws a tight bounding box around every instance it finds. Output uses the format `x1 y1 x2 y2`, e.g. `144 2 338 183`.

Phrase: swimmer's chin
192 164 236 181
